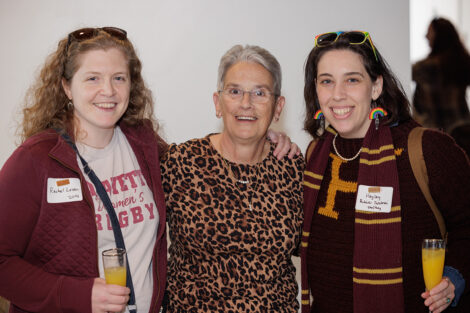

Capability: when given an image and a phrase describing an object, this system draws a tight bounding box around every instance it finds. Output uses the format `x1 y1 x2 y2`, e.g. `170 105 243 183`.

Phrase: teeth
332 107 351 115
237 116 256 121
95 103 116 109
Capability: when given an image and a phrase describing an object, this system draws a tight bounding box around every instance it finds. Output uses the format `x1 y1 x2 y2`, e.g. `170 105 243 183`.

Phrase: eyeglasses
66 27 127 51
218 87 277 104
314 31 378 61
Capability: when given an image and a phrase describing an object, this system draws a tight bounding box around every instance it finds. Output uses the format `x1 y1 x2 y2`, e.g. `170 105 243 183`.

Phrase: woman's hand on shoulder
91 278 130 313
267 129 300 160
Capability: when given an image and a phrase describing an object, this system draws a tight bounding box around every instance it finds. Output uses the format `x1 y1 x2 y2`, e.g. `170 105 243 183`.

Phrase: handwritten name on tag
47 178 83 203
355 185 393 213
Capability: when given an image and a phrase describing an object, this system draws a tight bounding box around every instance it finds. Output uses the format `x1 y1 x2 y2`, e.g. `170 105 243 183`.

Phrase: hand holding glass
422 239 446 291
102 248 127 287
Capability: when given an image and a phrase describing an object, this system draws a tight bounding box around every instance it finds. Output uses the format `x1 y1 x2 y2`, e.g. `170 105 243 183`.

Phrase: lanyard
60 132 137 313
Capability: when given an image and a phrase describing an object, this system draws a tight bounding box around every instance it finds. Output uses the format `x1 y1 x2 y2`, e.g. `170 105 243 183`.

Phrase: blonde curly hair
20 28 158 142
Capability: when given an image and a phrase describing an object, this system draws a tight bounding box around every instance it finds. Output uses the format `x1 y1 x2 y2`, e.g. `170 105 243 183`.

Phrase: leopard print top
161 136 304 312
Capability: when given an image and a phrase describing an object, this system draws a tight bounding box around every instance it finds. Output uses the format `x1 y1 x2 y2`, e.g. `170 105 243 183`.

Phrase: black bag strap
59 132 137 313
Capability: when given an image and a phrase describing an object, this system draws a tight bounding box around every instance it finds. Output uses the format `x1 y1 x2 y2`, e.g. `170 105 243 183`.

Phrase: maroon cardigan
0 121 167 313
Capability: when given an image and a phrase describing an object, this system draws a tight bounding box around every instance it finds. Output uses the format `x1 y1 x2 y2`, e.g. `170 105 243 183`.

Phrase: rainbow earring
369 102 387 130
314 109 324 129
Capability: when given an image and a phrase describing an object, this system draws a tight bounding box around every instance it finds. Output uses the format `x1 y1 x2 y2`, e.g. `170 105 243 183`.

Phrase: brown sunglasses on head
65 27 127 52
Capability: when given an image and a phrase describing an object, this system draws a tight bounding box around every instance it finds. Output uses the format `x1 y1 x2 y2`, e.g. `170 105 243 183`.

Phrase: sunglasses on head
66 27 127 51
314 31 378 61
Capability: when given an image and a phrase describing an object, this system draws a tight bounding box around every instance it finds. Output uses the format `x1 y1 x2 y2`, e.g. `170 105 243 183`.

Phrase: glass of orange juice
102 248 127 286
422 239 446 291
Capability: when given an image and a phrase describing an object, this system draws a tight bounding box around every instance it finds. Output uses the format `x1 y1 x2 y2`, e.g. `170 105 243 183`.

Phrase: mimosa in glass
104 266 127 286
422 239 445 290
102 248 127 287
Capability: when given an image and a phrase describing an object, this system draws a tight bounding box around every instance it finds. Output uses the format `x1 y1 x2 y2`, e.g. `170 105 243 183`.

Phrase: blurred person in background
412 17 470 155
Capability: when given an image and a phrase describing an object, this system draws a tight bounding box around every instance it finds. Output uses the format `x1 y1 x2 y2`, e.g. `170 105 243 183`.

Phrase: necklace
218 143 263 211
222 156 250 184
221 157 251 184
332 133 362 162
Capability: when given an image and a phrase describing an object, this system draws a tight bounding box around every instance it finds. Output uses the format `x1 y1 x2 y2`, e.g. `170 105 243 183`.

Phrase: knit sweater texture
303 120 470 313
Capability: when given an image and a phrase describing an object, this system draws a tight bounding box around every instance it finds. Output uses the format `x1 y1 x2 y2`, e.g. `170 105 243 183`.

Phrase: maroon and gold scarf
301 121 404 313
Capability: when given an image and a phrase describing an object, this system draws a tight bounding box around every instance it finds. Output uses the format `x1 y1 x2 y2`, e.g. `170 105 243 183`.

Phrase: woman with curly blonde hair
0 27 167 313
21 27 158 142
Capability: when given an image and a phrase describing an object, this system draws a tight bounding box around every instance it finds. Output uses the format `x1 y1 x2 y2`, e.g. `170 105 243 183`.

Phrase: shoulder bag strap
59 132 137 313
408 127 447 240
305 139 319 163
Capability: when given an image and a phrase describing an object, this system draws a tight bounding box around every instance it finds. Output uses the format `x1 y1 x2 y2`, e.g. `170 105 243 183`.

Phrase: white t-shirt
77 127 159 313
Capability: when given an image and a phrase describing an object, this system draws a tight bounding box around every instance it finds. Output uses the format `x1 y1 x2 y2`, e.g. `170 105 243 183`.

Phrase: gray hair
217 44 282 96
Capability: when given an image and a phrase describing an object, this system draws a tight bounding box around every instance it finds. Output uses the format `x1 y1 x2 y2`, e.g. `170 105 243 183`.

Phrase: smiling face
315 49 383 138
62 48 130 143
213 61 284 144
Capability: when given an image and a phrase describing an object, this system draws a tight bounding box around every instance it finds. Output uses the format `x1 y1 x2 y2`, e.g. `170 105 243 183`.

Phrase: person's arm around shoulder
266 129 300 159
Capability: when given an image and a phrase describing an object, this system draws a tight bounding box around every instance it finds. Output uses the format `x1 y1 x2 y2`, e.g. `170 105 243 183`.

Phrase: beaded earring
314 109 324 129
369 101 387 130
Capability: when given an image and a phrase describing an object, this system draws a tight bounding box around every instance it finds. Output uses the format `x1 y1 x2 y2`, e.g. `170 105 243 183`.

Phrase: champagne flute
102 248 127 286
422 239 446 291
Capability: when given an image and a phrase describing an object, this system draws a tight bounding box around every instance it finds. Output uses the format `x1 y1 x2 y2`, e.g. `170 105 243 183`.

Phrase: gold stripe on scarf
304 170 323 180
353 277 403 285
360 155 396 165
357 206 401 214
362 145 394 154
353 267 402 274
303 181 320 190
355 217 401 224
326 128 337 135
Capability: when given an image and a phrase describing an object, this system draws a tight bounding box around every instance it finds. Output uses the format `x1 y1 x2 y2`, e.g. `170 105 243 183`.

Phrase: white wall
0 0 410 167
410 0 470 63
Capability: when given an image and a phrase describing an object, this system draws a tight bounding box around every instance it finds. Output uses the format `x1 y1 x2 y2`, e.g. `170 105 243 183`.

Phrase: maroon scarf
301 122 404 313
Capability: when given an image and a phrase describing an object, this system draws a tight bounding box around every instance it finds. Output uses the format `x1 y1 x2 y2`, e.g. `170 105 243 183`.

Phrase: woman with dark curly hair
0 27 168 313
300 30 469 313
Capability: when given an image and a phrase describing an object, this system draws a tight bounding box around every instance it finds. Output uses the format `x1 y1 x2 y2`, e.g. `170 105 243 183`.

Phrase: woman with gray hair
161 44 304 312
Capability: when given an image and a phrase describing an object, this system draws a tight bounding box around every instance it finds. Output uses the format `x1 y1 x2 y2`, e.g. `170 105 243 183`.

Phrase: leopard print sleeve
160 143 178 210
165 137 305 312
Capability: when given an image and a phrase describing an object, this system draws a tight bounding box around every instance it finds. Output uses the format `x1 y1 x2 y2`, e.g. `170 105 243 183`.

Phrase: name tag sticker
355 185 393 213
47 178 83 203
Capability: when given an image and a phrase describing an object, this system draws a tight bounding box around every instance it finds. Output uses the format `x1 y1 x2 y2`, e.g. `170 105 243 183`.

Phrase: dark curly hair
303 32 411 139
